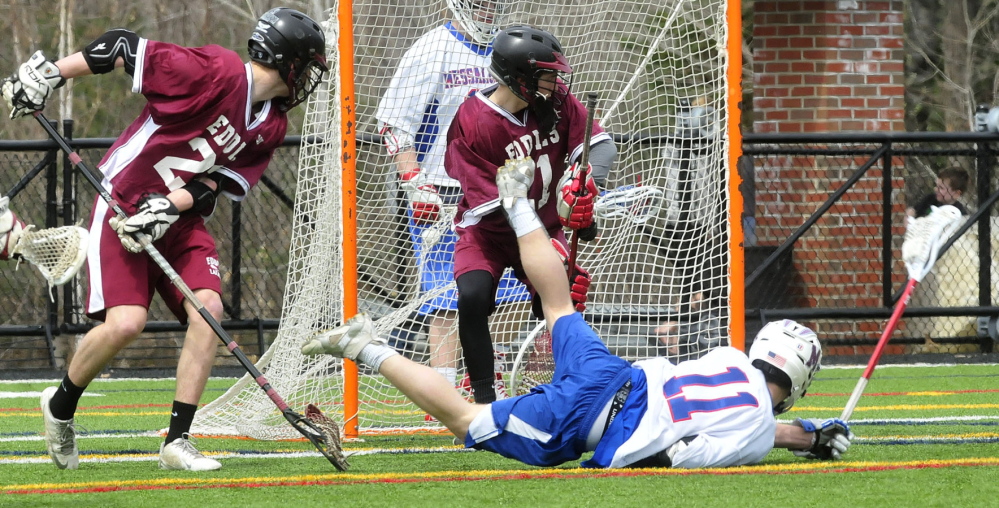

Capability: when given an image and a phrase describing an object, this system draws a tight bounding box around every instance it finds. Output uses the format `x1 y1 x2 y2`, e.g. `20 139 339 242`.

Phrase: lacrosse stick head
901 205 963 282
420 205 458 249
289 404 349 471
13 225 89 287
509 324 554 396
593 185 664 224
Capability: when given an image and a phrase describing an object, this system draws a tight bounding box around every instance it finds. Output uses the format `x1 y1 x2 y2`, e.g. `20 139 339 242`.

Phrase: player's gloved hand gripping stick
566 93 599 282
32 111 350 471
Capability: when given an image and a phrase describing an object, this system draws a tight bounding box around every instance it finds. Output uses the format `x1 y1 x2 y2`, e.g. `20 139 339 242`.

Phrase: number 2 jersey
584 347 777 469
97 38 287 212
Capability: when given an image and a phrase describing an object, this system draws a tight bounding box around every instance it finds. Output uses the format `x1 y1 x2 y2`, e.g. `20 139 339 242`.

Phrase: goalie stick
32 112 349 471
567 92 599 276
839 205 963 421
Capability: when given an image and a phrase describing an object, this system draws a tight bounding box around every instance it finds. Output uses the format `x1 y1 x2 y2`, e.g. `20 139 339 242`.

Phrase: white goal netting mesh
194 0 733 438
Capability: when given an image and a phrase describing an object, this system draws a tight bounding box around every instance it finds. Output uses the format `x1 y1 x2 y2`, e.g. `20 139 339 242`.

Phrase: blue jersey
466 313 776 469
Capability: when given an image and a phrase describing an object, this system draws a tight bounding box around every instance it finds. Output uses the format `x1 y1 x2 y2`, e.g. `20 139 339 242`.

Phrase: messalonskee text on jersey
206 115 248 161
443 67 493 88
505 128 561 160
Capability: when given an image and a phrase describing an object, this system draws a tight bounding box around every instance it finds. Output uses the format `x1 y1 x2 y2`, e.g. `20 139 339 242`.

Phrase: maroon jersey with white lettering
84 38 287 322
445 84 609 233
98 39 287 212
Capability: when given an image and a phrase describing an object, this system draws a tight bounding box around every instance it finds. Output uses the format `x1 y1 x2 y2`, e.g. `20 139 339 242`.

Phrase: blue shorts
465 313 633 466
409 187 529 315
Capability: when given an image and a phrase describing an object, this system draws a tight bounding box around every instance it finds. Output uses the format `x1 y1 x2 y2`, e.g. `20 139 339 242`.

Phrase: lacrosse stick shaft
839 277 918 421
31 112 292 409
567 92 599 274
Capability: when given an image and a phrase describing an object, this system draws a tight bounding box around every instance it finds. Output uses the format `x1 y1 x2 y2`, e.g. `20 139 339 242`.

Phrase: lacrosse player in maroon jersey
1 8 327 471
443 25 617 404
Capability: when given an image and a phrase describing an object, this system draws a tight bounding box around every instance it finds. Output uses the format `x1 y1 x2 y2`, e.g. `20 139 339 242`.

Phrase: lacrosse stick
1 148 89 290
593 185 665 224
839 205 963 421
32 112 349 470
1 196 88 290
566 92 599 274
9 223 88 288
508 322 554 396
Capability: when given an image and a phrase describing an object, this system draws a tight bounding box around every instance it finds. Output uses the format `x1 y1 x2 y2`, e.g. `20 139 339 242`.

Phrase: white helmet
748 320 822 414
447 0 506 46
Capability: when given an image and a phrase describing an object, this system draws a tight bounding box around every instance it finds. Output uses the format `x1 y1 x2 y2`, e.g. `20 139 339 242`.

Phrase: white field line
0 446 472 465
0 392 104 399
2 364 995 383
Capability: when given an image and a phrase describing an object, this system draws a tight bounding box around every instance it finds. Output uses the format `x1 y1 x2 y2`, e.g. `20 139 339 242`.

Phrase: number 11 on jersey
663 367 760 422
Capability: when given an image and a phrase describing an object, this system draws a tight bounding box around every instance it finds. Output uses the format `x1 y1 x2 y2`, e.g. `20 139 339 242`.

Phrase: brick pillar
748 2 908 352
752 0 905 133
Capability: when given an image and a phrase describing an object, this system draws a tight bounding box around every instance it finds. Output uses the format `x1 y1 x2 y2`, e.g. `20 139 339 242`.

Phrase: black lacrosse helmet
248 8 329 111
489 25 572 109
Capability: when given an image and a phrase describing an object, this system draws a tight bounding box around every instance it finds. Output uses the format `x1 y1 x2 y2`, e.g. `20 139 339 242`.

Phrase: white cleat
496 157 536 208
301 313 384 360
40 386 79 469
158 435 222 471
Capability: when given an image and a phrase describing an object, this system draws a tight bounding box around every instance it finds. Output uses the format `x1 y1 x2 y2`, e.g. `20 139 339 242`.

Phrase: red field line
5 458 998 495
0 403 171 413
805 389 999 397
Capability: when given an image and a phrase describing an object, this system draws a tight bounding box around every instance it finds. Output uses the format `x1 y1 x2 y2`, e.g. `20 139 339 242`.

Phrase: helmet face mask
748 320 822 414
448 0 507 46
489 25 572 131
248 8 329 110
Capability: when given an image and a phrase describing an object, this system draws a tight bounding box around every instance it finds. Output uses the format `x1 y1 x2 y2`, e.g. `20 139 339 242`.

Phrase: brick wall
752 0 906 133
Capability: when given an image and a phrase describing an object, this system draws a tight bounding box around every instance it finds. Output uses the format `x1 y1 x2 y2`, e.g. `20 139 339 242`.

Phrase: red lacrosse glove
0 198 26 260
557 163 598 230
401 168 442 225
550 238 591 312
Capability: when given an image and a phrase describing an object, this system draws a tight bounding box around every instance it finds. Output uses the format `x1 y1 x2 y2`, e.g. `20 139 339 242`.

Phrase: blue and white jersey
586 347 777 469
375 22 494 188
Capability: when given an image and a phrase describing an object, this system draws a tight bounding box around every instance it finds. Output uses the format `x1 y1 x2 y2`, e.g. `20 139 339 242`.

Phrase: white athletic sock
504 198 543 237
433 366 458 384
357 343 399 373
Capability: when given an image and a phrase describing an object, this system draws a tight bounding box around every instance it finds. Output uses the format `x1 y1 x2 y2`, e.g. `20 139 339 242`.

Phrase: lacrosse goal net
193 0 742 439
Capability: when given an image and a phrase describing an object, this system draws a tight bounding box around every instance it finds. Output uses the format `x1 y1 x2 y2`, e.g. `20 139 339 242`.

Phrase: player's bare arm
774 423 814 449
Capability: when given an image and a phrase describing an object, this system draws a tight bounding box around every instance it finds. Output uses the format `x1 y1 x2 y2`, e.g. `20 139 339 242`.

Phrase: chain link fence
2 127 996 374
744 132 999 361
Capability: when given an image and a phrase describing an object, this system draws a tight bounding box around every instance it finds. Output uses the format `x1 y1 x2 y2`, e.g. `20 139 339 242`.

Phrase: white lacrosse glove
497 157 536 208
399 168 443 225
0 197 27 260
1 51 66 119
793 417 854 460
109 193 180 253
